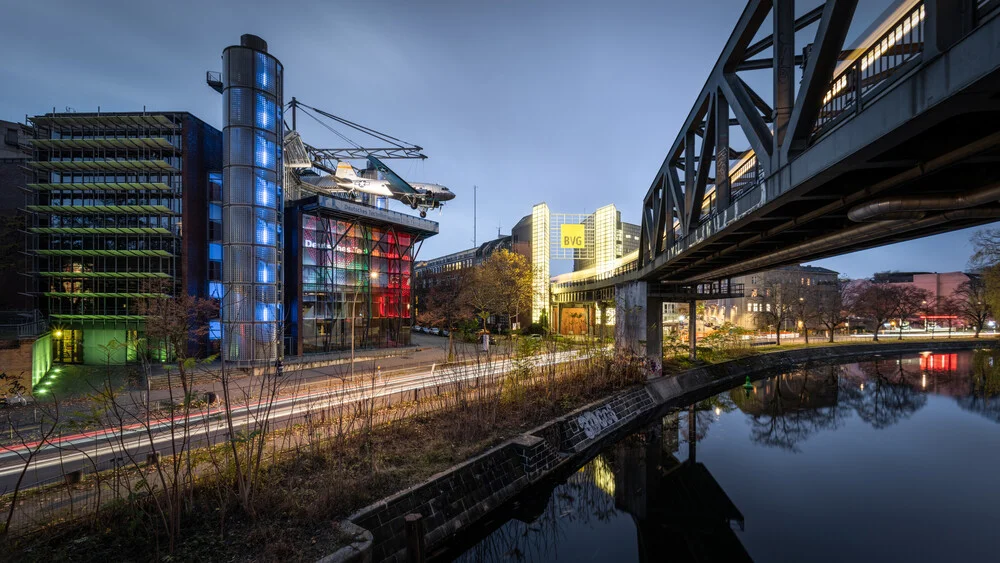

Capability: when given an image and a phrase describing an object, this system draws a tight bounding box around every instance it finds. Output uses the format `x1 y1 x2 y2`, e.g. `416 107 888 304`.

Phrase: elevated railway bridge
551 0 1000 372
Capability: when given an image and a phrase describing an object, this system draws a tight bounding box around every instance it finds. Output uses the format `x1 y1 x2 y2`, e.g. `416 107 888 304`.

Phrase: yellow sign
560 224 586 249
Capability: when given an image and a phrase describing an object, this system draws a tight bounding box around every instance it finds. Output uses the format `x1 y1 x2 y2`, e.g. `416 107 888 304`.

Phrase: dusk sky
2 0 990 279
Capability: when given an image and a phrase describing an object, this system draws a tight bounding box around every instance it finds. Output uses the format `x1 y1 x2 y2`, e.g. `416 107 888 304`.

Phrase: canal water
451 350 1000 562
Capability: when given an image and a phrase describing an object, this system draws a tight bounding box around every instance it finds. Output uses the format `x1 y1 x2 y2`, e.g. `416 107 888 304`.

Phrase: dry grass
6 348 643 562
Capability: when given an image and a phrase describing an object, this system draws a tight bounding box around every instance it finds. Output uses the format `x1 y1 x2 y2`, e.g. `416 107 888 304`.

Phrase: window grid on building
298 214 413 352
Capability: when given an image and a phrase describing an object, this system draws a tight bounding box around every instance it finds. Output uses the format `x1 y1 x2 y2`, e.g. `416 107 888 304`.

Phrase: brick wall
351 436 546 562
0 340 34 392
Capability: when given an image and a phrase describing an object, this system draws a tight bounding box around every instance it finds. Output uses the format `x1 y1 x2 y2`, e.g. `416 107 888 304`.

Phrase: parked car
429 327 441 336
441 329 450 337
411 325 423 333
529 334 543 340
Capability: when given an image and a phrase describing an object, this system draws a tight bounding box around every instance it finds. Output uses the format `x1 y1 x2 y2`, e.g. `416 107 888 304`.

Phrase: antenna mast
473 185 477 247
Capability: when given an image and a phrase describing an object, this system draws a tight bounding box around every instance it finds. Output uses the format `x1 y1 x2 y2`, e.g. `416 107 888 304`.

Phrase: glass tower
222 34 283 364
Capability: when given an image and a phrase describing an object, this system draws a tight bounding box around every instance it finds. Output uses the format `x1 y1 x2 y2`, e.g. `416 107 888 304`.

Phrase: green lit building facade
25 112 222 364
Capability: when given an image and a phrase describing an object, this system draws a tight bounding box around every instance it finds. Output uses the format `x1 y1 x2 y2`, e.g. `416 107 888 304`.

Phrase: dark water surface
452 350 1000 562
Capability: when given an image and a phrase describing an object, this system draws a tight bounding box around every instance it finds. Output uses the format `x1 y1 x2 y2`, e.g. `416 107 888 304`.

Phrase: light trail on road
0 349 587 492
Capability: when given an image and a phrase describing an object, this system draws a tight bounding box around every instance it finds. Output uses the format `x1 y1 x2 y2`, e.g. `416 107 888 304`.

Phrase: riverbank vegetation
2 337 644 562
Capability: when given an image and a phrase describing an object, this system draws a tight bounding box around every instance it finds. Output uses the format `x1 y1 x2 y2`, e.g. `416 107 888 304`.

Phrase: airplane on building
299 154 454 218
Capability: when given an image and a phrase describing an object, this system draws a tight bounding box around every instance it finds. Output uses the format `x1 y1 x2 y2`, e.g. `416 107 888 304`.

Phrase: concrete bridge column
689 299 697 361
615 281 663 378
599 302 608 340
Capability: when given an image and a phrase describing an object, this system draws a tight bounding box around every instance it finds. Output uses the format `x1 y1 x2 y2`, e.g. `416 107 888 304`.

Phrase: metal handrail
643 4 932 274
0 310 47 340
814 2 926 134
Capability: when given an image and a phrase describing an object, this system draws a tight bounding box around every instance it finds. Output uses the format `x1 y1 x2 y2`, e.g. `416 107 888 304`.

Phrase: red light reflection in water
919 353 957 372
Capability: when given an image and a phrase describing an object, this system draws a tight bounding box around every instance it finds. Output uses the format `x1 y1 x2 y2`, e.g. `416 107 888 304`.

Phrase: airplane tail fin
335 161 358 179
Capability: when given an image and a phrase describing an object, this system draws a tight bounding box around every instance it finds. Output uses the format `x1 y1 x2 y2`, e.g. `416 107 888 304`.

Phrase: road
0 347 585 494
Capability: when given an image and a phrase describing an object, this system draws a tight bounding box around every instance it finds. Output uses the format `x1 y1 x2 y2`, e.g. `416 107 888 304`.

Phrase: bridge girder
635 0 1000 285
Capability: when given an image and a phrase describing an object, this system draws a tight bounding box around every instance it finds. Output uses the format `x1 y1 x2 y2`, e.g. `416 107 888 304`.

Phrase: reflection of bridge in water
549 0 1000 368
612 413 752 563
448 411 753 562
451 351 1000 561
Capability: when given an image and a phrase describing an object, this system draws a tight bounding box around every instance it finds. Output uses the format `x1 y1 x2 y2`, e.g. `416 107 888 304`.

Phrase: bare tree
845 280 901 342
970 229 1000 268
133 279 217 551
816 278 849 342
462 265 496 331
894 286 932 340
418 269 474 360
753 279 795 345
789 283 820 344
953 276 992 337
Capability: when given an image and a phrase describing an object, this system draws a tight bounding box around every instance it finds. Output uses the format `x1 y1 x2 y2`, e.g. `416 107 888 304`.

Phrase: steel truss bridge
552 0 1000 307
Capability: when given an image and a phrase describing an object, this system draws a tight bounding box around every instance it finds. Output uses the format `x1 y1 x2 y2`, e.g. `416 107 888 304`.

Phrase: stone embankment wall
329 339 985 562
349 385 654 562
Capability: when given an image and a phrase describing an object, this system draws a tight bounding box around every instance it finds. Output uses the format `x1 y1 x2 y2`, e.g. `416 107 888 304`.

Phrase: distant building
413 235 512 281
0 119 33 215
417 202 641 333
525 202 640 326
705 265 839 330
0 119 33 312
874 271 972 304
875 271 976 329
412 235 513 328
573 204 641 273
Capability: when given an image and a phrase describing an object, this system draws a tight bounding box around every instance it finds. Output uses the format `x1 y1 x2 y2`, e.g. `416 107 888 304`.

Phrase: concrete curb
316 521 373 563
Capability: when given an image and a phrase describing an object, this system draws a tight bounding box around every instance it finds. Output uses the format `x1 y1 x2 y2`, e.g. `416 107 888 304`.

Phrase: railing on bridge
550 259 639 293
814 2 926 135
664 178 767 264
649 280 745 301
643 0 1000 276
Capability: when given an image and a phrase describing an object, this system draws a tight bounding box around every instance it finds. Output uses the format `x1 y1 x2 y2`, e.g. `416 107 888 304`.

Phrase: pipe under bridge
555 0 1000 373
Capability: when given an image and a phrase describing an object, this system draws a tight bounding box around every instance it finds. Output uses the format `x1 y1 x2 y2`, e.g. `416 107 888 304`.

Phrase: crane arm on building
286 98 427 164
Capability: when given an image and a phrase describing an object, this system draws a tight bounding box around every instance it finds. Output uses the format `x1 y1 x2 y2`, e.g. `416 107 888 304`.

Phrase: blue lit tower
221 34 283 364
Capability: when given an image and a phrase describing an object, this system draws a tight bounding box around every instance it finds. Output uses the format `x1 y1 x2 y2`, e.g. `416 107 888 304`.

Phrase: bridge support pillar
614 281 662 378
689 299 697 362
598 303 608 340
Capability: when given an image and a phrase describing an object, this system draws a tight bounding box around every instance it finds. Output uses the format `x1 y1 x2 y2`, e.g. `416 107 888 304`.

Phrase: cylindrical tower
222 34 283 364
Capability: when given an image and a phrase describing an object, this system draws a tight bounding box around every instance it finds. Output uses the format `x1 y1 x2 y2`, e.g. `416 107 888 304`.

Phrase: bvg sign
560 224 585 249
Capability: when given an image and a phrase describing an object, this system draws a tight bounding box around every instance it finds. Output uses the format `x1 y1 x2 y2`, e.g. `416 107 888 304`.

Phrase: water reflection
454 410 751 562
454 349 1000 562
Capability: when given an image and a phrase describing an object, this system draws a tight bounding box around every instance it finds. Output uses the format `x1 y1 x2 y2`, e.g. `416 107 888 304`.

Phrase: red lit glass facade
294 213 415 353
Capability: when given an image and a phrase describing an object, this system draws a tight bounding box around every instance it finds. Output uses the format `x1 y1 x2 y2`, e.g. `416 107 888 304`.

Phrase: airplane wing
299 174 349 191
367 154 419 195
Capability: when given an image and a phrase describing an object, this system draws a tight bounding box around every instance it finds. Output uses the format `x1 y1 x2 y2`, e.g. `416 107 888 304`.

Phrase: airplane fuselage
345 178 453 202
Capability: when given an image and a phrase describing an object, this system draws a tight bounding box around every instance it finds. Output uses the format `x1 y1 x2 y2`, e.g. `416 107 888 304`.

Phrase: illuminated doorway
52 329 83 364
